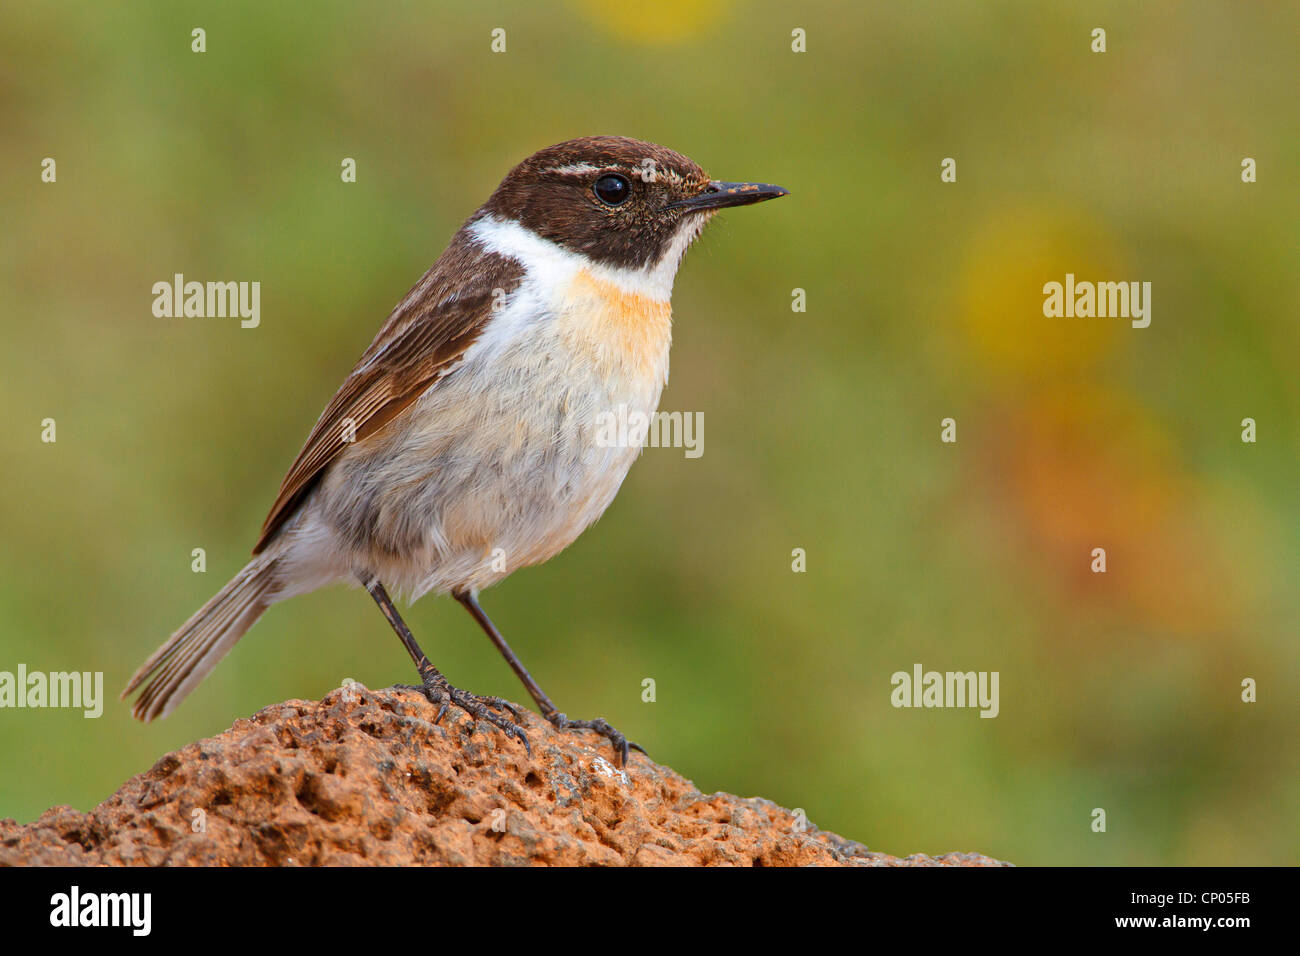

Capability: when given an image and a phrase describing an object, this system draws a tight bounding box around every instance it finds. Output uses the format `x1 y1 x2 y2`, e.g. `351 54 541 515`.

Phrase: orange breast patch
556 269 672 380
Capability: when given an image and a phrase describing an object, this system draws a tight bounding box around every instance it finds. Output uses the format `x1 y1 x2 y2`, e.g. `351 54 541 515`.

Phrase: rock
0 686 1009 866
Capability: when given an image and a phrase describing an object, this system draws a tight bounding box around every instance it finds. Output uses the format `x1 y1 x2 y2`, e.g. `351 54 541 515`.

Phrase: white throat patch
467 215 706 303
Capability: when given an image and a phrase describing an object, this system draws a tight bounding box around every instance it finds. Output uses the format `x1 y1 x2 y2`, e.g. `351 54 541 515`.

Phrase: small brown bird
123 136 787 762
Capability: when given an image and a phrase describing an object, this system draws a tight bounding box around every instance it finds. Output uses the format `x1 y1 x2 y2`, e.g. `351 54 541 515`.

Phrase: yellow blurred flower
571 0 729 44
958 205 1123 383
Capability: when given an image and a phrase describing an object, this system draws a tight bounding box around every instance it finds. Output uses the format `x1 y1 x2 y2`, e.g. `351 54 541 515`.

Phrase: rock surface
0 686 1009 866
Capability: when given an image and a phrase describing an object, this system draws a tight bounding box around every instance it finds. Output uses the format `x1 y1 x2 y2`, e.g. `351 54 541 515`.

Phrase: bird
123 136 788 763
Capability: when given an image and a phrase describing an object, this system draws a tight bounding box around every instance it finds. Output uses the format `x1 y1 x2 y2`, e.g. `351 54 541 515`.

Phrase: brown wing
252 236 524 553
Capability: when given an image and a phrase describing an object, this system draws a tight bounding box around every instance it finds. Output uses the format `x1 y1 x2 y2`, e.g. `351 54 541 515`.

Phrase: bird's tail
122 551 280 721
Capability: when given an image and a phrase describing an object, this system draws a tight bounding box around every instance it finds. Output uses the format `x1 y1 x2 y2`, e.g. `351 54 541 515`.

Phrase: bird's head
478 136 787 283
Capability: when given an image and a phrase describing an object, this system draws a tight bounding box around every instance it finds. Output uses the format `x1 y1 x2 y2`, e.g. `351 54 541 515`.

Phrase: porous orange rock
0 687 1009 867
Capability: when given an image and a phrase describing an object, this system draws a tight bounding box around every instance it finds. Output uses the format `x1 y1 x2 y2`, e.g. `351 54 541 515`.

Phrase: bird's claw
394 682 531 756
548 711 645 766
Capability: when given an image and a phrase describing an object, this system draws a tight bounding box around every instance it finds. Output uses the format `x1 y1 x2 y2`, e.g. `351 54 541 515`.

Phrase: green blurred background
2 1 1297 864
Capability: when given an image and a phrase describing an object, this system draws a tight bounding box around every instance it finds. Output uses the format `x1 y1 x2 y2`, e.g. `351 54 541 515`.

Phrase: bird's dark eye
593 174 631 206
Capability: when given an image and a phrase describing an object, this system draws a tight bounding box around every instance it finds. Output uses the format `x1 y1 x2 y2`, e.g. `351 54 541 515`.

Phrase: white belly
292 265 673 600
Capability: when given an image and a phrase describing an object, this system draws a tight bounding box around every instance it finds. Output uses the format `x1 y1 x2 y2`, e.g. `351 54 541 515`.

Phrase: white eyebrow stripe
546 162 696 189
546 163 602 176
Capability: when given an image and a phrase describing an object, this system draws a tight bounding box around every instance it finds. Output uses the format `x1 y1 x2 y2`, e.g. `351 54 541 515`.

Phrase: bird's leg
454 589 645 766
359 574 529 754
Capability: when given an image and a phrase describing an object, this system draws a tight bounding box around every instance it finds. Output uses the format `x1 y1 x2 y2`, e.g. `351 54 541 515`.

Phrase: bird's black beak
670 180 789 213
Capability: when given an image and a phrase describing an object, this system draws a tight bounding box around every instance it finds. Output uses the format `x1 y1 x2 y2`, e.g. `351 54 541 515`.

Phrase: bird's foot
394 680 530 756
546 711 645 766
